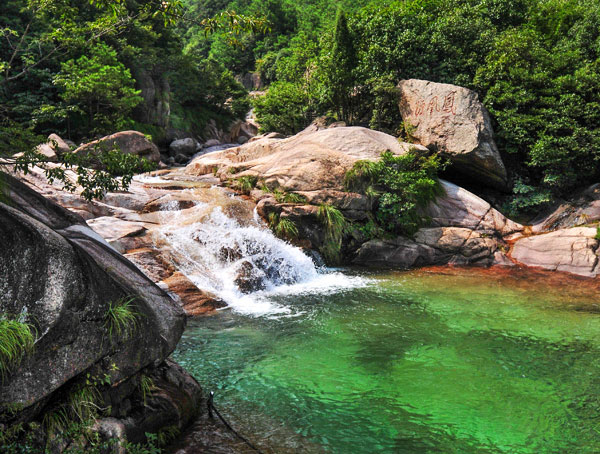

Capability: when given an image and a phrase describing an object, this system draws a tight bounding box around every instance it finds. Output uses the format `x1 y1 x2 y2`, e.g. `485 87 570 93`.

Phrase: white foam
154 203 369 316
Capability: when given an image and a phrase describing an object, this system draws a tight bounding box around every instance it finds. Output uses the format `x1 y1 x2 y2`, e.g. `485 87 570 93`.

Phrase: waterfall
152 190 365 316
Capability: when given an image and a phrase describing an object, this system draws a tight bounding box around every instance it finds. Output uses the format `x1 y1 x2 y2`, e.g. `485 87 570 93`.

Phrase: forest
2 0 600 216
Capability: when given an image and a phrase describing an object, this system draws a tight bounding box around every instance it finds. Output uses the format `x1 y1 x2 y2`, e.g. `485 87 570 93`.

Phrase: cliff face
0 174 200 448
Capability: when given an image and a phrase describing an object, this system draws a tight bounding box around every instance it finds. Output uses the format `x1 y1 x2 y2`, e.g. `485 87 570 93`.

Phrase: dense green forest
2 0 600 215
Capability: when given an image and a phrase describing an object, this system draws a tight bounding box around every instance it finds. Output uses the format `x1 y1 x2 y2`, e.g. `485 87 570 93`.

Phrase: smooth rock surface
511 227 600 277
74 130 160 164
398 79 508 189
185 126 428 192
0 174 185 412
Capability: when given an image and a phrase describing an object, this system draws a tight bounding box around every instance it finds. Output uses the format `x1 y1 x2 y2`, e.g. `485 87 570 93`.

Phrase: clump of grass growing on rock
268 213 299 240
0 316 35 381
230 175 258 194
317 203 348 264
104 297 140 341
140 374 156 406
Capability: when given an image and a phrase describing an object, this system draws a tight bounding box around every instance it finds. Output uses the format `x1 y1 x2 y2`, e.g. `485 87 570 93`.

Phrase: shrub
0 317 35 381
346 150 444 237
253 81 312 135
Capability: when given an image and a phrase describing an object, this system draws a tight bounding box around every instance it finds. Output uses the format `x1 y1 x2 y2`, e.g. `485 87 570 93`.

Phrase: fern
317 204 347 263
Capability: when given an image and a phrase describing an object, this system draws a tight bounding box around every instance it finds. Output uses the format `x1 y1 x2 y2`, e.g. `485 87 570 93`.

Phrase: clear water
173 268 600 454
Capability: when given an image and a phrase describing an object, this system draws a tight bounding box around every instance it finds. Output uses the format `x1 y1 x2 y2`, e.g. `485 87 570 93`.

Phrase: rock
237 135 249 144
159 272 226 316
532 183 600 233
511 227 600 277
175 153 189 164
169 138 198 157
124 248 174 282
353 227 498 268
203 139 221 148
185 126 428 192
74 131 160 164
423 181 523 236
0 174 185 415
398 79 508 190
234 260 266 293
86 216 147 249
35 143 58 161
48 133 71 155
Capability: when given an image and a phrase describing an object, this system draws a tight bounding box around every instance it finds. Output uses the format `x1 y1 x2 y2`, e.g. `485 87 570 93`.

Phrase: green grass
344 160 378 191
230 175 258 194
104 297 140 341
268 212 299 240
0 317 35 381
595 225 600 240
140 374 156 406
272 188 307 204
317 204 348 264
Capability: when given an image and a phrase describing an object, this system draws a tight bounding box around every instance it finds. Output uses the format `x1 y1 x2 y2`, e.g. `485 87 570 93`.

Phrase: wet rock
159 272 226 316
124 248 175 282
511 227 600 277
234 260 266 293
353 227 498 268
398 79 508 190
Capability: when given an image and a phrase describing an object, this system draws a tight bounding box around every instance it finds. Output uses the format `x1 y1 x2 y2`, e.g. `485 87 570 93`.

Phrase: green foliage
267 212 298 240
347 150 444 236
253 81 311 134
104 297 140 341
140 374 156 407
230 175 258 194
53 43 143 137
0 316 35 381
502 177 553 218
316 203 347 263
272 188 306 203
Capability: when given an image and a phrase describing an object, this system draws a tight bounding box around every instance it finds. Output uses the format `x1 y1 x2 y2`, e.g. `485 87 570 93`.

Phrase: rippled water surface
173 268 600 453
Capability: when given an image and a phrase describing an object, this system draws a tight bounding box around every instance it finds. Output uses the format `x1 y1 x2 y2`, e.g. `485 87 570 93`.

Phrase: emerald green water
173 269 600 453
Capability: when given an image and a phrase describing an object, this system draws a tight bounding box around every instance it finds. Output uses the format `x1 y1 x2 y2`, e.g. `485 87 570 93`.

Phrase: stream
139 177 600 453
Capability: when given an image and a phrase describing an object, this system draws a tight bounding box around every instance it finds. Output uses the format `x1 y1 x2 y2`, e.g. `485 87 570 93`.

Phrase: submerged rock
398 79 508 190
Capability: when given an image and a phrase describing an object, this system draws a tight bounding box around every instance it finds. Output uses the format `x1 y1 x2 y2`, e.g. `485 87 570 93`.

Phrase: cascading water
151 186 365 315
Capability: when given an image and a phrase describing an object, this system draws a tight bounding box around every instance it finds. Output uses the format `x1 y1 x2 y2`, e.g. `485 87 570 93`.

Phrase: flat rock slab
398 79 507 189
511 227 600 277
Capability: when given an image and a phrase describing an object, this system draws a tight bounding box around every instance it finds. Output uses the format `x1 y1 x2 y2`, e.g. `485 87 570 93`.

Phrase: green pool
172 268 600 453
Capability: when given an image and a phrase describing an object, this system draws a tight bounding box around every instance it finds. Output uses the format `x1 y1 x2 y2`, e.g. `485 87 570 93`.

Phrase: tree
53 43 143 137
326 9 356 123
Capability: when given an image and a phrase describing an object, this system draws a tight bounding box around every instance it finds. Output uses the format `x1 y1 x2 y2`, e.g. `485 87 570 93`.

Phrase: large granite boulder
353 181 522 268
398 79 508 190
0 174 185 418
184 126 428 191
511 227 600 277
74 130 160 164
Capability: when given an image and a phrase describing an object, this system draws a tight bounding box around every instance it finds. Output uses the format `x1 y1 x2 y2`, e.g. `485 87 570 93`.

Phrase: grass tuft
104 297 140 341
317 204 347 263
0 316 35 381
230 175 258 194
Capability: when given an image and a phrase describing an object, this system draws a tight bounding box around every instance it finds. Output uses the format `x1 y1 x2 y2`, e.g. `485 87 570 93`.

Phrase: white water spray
152 189 368 316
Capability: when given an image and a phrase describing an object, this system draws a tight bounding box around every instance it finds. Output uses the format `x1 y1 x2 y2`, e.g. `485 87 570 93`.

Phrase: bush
253 82 312 134
346 150 444 237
